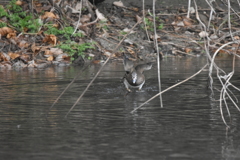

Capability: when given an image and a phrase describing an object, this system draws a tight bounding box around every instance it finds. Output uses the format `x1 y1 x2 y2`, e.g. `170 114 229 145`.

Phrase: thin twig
187 0 191 18
143 0 150 42
153 0 163 107
227 0 234 41
72 0 83 36
131 64 208 113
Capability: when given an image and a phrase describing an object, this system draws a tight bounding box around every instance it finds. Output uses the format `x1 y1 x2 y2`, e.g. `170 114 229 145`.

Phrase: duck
123 54 152 92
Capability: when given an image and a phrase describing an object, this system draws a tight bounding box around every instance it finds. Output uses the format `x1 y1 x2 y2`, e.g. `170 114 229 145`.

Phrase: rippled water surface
1 57 240 160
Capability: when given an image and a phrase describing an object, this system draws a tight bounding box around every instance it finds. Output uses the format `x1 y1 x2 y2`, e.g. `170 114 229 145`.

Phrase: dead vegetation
0 0 240 69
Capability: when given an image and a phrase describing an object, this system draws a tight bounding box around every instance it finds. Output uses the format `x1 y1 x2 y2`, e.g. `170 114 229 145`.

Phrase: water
1 56 240 160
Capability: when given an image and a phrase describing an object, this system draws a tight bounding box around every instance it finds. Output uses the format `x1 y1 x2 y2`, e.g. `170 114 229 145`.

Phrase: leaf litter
0 0 239 70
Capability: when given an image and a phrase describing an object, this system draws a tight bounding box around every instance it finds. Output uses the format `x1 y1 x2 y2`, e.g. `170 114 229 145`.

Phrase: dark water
1 57 240 160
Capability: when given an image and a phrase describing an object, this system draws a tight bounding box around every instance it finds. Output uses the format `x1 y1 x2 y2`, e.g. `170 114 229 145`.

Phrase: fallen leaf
0 61 12 69
55 53 69 61
28 60 37 68
43 34 57 45
18 40 29 48
183 17 193 26
6 32 16 39
20 54 31 63
41 12 57 20
0 27 16 38
210 34 218 40
130 7 139 12
199 31 209 38
31 42 41 54
136 15 142 23
34 2 42 7
0 52 10 61
127 48 135 55
50 48 63 56
47 55 54 61
123 28 135 34
74 1 82 11
79 25 91 35
113 1 124 7
176 21 184 27
185 48 192 53
103 51 112 57
96 9 107 22
92 60 102 64
15 0 23 6
44 49 52 57
189 7 195 14
81 14 91 23
234 36 240 40
8 52 20 60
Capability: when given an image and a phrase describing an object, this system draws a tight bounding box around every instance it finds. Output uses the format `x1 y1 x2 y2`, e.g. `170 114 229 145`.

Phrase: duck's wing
123 54 134 72
135 62 152 73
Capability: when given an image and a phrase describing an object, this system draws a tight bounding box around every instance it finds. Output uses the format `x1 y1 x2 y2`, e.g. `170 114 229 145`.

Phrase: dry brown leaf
52 23 59 28
31 43 41 54
79 25 91 34
34 2 42 7
127 48 135 55
185 48 192 53
50 48 63 56
81 14 91 23
0 61 12 69
8 52 20 60
15 0 23 6
136 15 142 23
43 34 57 46
62 55 71 61
41 12 57 20
20 54 31 63
47 55 54 61
44 50 52 55
0 52 9 61
92 60 102 64
183 17 193 26
44 49 53 57
18 40 29 48
0 27 16 38
130 7 139 12
234 36 240 40
7 32 16 39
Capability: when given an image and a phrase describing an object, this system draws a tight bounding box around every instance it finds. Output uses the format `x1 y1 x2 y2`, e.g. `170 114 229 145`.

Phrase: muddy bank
98 0 239 10
0 0 239 69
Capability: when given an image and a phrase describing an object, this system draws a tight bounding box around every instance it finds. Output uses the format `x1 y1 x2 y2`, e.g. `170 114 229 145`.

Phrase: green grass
57 41 95 61
0 0 41 33
1 0 95 62
44 25 83 40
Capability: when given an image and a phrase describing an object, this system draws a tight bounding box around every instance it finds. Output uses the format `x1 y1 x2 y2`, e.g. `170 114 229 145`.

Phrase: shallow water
1 56 240 160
